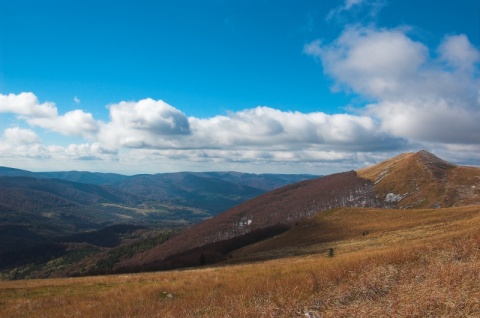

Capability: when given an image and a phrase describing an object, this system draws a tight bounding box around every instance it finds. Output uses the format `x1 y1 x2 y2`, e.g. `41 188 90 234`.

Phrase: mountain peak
358 150 477 208
415 150 455 166
414 150 456 179
358 150 455 182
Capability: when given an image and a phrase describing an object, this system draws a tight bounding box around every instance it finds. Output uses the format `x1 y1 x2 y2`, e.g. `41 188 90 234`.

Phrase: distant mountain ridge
0 167 315 191
0 167 317 218
0 167 318 279
0 167 317 266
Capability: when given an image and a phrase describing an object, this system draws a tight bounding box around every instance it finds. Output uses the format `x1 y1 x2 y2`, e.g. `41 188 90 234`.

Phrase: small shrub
329 248 335 257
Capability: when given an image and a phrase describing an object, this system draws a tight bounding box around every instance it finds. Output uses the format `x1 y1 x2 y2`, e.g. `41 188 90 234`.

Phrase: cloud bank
304 27 480 148
0 91 407 172
1 24 479 173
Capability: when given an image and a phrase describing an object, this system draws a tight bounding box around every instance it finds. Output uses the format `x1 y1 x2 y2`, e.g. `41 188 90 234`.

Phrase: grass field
1 205 479 317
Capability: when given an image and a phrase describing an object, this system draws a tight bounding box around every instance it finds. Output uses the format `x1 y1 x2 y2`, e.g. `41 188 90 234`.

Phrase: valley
0 168 316 279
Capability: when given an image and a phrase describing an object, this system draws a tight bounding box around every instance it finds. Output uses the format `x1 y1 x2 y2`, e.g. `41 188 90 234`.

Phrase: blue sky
0 0 479 174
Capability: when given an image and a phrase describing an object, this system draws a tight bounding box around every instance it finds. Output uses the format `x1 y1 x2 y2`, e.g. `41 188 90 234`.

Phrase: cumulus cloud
99 98 190 148
0 92 57 117
61 143 118 161
305 26 428 98
27 109 99 138
3 127 41 145
110 98 190 135
188 106 403 151
305 26 480 146
95 98 403 156
0 127 117 165
0 127 48 160
0 92 100 138
0 91 410 171
439 34 480 71
118 147 374 174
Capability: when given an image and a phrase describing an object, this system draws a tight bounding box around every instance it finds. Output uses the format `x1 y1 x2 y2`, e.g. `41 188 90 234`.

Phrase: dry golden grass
229 205 480 261
1 206 480 317
357 151 480 208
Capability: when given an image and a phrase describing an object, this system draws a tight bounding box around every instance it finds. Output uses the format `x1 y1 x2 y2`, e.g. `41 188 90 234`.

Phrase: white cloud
0 92 100 138
439 34 480 71
327 0 364 20
0 127 48 160
99 98 190 149
305 26 428 98
0 129 118 166
0 91 411 172
62 143 118 161
188 106 401 151
367 99 480 144
117 148 376 174
303 39 323 60
305 26 480 146
96 99 402 153
27 109 99 138
0 92 57 118
109 98 190 135
3 127 41 145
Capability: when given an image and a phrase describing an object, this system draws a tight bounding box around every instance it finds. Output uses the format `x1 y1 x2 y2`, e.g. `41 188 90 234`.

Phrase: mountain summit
115 150 479 273
358 150 478 208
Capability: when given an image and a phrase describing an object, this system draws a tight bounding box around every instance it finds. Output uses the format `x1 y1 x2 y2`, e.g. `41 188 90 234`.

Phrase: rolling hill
227 205 480 263
113 150 480 273
2 199 479 316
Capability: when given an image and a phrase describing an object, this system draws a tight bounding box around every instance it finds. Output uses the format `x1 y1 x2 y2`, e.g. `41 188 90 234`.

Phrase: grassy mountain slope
116 170 382 272
1 204 479 317
227 205 480 263
116 151 480 274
